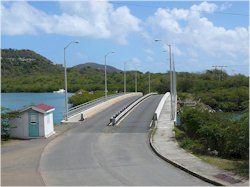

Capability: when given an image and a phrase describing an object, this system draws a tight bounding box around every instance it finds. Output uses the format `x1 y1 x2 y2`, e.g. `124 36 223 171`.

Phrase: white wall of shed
43 112 54 137
9 112 29 139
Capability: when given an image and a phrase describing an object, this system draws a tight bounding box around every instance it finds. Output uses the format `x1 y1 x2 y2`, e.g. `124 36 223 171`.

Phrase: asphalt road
40 95 211 186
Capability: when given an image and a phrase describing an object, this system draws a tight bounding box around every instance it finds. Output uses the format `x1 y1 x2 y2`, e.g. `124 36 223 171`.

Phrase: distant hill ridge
1 48 57 64
71 62 122 73
1 49 64 76
1 48 126 92
1 49 122 75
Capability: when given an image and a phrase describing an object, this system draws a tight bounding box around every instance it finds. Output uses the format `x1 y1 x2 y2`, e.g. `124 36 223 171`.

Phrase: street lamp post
64 41 79 121
124 61 127 94
148 72 151 93
155 39 174 120
104 51 115 99
172 53 177 121
135 70 137 93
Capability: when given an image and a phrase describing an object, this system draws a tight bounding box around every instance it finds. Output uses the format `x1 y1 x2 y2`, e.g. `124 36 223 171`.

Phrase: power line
107 2 249 17
226 64 249 67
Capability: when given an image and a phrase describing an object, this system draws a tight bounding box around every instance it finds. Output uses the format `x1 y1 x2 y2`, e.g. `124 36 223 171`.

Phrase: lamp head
74 41 79 44
155 39 161 42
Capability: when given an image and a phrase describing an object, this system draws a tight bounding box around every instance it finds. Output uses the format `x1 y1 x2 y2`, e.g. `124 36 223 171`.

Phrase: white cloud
1 0 141 44
147 1 249 60
109 6 141 44
148 8 182 33
219 2 232 11
190 1 217 14
1 1 53 35
171 8 189 20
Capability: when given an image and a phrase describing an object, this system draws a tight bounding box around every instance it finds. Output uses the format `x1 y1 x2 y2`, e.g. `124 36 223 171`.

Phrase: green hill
70 62 122 73
1 49 154 93
1 49 63 76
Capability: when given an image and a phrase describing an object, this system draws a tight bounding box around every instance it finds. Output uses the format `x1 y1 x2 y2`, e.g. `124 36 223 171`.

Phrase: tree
1 107 19 140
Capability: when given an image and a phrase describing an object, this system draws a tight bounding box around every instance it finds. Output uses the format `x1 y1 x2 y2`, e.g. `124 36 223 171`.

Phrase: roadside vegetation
175 108 249 159
68 90 105 107
174 107 249 177
174 69 249 178
1 107 19 141
197 155 249 178
175 90 248 177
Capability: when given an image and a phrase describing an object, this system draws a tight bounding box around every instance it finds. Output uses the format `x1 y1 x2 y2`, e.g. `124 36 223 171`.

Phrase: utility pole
212 65 227 81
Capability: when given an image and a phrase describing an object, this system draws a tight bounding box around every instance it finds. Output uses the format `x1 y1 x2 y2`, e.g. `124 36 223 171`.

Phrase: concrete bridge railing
150 92 178 128
67 93 124 118
62 92 142 123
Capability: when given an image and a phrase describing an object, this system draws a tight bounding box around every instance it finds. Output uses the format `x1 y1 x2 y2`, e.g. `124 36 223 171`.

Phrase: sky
1 0 249 75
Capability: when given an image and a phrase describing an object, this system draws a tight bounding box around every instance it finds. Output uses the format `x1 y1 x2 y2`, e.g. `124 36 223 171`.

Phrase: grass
1 138 20 145
151 127 157 142
197 155 249 178
1 139 11 145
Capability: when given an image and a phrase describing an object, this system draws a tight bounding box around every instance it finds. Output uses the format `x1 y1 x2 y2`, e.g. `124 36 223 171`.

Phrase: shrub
1 107 19 140
173 127 186 141
179 108 249 159
179 138 205 154
180 108 210 139
68 91 105 106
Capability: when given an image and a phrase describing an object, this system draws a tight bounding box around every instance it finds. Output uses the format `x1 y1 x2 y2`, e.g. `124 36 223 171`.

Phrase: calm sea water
1 93 73 124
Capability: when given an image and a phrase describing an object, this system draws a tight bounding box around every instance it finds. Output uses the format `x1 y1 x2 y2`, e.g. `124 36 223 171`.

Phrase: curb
148 127 224 186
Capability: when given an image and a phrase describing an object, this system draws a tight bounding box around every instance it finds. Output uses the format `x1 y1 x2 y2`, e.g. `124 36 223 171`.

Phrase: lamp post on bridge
135 70 137 93
172 53 177 122
64 40 79 121
148 72 151 93
155 39 174 120
123 60 130 94
104 51 115 99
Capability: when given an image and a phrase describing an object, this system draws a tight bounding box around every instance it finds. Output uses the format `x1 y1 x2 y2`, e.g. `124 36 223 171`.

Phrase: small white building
10 104 55 139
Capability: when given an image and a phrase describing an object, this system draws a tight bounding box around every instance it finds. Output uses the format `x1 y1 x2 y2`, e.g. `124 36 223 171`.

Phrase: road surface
40 95 211 186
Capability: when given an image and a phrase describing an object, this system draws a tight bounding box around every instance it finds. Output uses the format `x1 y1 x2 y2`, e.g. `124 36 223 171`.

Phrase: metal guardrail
107 93 157 126
67 93 124 118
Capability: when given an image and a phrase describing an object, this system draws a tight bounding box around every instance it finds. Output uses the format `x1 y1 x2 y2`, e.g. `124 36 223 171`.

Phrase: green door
29 111 39 137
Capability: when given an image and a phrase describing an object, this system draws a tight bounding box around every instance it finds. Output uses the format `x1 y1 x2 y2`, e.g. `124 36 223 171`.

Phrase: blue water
1 93 73 124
